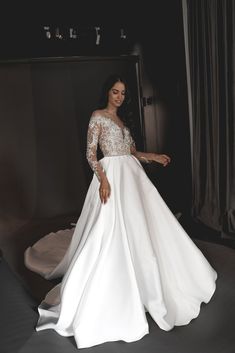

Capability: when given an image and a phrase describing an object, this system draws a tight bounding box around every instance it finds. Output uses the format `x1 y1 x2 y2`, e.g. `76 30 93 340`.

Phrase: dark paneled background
0 0 191 220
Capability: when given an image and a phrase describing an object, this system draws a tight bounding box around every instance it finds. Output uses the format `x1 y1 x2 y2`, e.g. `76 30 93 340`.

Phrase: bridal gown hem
25 114 217 349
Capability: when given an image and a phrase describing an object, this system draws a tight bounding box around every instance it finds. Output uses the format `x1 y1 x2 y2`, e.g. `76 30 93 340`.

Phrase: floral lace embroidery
86 114 136 180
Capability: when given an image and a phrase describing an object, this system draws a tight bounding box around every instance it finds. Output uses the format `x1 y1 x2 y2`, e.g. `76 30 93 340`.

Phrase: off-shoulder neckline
93 114 127 133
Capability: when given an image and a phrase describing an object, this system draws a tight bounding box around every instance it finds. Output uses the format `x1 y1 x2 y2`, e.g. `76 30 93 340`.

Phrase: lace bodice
86 114 136 180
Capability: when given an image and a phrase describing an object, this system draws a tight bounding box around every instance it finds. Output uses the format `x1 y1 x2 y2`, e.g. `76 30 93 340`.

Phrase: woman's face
108 81 126 108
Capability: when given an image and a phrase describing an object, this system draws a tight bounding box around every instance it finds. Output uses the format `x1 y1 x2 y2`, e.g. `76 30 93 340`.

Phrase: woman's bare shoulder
91 109 106 118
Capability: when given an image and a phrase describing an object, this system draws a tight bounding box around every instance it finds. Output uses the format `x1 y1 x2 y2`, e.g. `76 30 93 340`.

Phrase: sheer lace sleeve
130 133 151 164
86 115 105 181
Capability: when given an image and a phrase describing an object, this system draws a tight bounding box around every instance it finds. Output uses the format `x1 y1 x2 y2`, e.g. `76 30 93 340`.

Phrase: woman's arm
130 139 171 167
86 114 111 203
86 115 106 181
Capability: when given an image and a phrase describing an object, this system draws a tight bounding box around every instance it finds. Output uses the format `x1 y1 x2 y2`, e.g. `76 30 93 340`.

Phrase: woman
25 74 217 349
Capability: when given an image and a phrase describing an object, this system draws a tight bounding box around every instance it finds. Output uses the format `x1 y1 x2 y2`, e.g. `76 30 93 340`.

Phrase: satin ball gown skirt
25 155 217 349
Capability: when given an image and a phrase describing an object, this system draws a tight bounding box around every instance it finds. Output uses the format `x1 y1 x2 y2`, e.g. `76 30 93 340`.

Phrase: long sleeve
130 134 151 164
86 115 105 181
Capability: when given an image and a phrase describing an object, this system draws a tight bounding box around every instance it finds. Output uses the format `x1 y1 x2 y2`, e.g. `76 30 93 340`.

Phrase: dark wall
0 57 143 219
0 0 191 217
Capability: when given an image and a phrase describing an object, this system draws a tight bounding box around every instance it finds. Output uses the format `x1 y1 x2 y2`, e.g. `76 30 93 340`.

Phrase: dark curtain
183 0 235 236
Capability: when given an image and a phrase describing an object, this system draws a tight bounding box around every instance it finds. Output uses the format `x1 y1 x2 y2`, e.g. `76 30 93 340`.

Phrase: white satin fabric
25 155 217 349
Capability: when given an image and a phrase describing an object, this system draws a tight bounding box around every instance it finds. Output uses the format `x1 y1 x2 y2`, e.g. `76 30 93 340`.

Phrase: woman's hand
99 177 111 204
151 153 171 167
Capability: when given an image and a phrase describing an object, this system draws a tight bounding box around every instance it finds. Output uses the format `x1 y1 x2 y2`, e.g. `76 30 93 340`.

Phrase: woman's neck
105 106 117 115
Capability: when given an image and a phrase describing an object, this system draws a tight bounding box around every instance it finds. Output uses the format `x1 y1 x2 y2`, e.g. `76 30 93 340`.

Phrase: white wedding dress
25 113 217 349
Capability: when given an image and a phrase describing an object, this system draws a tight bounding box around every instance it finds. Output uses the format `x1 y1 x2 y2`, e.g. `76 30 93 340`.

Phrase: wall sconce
94 27 101 45
120 28 127 39
42 25 129 48
55 27 63 40
69 28 78 39
43 26 51 39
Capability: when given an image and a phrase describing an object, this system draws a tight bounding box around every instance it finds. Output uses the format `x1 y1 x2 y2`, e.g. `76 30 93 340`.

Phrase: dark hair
98 74 133 129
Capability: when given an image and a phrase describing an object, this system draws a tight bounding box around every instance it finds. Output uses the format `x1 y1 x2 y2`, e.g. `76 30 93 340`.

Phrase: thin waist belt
103 153 131 158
